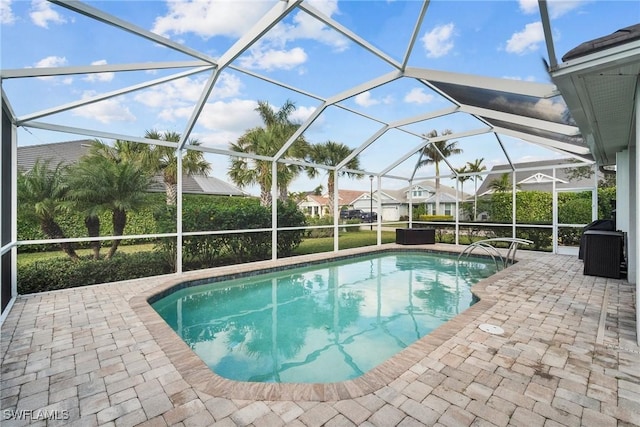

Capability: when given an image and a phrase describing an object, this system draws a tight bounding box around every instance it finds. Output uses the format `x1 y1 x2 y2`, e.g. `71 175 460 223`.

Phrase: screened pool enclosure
1 1 638 336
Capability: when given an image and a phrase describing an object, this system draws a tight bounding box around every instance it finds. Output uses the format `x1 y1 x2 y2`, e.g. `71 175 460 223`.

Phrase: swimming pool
151 251 497 384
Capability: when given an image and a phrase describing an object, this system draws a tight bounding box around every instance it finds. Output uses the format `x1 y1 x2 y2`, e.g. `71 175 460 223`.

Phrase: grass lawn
17 243 156 267
293 230 396 255
17 232 397 266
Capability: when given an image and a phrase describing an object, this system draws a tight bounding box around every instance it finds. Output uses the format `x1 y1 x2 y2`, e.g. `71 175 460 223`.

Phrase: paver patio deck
1 244 638 426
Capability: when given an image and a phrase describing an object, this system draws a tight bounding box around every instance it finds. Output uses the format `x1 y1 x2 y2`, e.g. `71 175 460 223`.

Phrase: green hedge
18 193 164 252
155 198 307 270
17 251 172 294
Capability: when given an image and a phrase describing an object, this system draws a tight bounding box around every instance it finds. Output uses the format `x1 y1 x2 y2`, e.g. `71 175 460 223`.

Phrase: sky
1 0 639 196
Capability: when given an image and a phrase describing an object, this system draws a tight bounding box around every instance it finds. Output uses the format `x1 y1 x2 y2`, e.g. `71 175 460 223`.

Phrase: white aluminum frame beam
0 60 211 79
405 67 560 98
48 0 218 64
298 2 401 70
16 66 213 125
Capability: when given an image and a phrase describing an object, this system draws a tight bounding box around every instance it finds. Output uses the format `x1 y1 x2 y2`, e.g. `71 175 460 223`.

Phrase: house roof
475 159 597 195
17 140 247 197
303 189 365 206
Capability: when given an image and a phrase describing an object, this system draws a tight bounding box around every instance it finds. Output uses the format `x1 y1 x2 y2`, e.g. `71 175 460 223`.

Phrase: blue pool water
151 251 497 383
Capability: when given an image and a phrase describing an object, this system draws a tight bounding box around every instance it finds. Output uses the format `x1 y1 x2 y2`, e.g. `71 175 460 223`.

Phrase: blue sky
2 0 639 195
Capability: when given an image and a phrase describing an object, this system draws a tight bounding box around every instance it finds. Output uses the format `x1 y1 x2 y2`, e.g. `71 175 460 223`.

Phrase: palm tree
17 160 79 260
144 130 212 205
417 129 462 215
307 141 362 216
229 100 310 207
454 165 471 199
466 158 486 219
66 158 107 260
489 172 515 193
66 149 153 259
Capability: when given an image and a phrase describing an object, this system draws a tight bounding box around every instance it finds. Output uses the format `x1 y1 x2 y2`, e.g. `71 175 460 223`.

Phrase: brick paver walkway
1 245 638 426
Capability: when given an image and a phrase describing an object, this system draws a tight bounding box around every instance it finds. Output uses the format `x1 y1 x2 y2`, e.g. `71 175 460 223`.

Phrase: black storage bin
396 228 435 245
583 230 624 279
578 219 615 260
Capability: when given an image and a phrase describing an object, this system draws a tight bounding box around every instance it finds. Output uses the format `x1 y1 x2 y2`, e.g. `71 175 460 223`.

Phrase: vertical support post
333 170 340 252
455 179 459 246
376 175 382 245
272 161 278 260
634 79 640 344
552 167 558 253
511 170 517 239
408 180 413 228
369 175 373 231
176 149 183 274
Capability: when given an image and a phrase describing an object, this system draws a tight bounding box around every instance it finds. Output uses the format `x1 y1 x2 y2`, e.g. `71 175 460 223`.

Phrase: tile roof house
17 140 248 197
299 180 471 221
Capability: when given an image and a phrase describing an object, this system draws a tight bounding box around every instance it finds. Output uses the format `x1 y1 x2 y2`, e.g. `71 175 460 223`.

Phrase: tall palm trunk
107 208 127 259
327 175 335 216
85 216 101 259
278 186 288 203
260 186 272 207
434 162 441 215
166 184 178 206
41 218 79 260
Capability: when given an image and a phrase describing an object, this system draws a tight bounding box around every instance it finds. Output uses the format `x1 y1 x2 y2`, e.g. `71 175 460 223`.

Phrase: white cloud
505 22 544 55
519 0 587 19
33 56 73 84
289 105 318 125
30 0 66 28
404 88 434 104
73 91 136 124
151 0 274 39
198 99 259 131
152 0 345 72
83 60 115 83
135 72 241 110
354 91 380 107
238 46 307 71
1 0 15 25
269 0 349 52
421 23 455 58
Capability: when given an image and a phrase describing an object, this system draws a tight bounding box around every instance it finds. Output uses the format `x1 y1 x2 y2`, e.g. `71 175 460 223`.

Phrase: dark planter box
396 228 435 245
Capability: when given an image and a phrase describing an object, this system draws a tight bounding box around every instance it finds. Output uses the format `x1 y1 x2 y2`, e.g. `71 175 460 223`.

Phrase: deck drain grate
478 323 504 335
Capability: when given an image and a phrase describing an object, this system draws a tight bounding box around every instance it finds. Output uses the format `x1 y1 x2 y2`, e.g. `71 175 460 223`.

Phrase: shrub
344 219 363 232
305 216 335 238
17 251 172 294
154 198 306 268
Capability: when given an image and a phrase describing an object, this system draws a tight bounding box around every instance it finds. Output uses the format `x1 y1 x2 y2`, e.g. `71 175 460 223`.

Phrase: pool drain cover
479 323 504 335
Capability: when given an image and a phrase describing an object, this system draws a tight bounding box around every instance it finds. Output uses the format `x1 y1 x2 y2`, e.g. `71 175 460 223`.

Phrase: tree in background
418 129 462 215
466 158 486 220
17 160 79 260
307 141 362 216
67 147 153 259
488 172 514 193
144 130 212 206
229 100 310 206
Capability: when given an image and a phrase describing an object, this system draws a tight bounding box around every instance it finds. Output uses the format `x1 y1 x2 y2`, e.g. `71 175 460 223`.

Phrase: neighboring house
17 140 248 197
298 180 471 221
298 190 364 217
475 159 598 196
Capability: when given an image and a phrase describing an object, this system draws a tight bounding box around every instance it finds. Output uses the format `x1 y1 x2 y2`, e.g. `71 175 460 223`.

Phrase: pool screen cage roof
1 0 598 188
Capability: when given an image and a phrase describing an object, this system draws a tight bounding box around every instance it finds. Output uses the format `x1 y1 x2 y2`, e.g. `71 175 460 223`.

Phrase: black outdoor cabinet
583 230 624 279
396 228 435 245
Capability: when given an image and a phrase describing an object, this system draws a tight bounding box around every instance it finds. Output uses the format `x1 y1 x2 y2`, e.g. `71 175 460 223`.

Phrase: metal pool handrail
458 238 533 269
